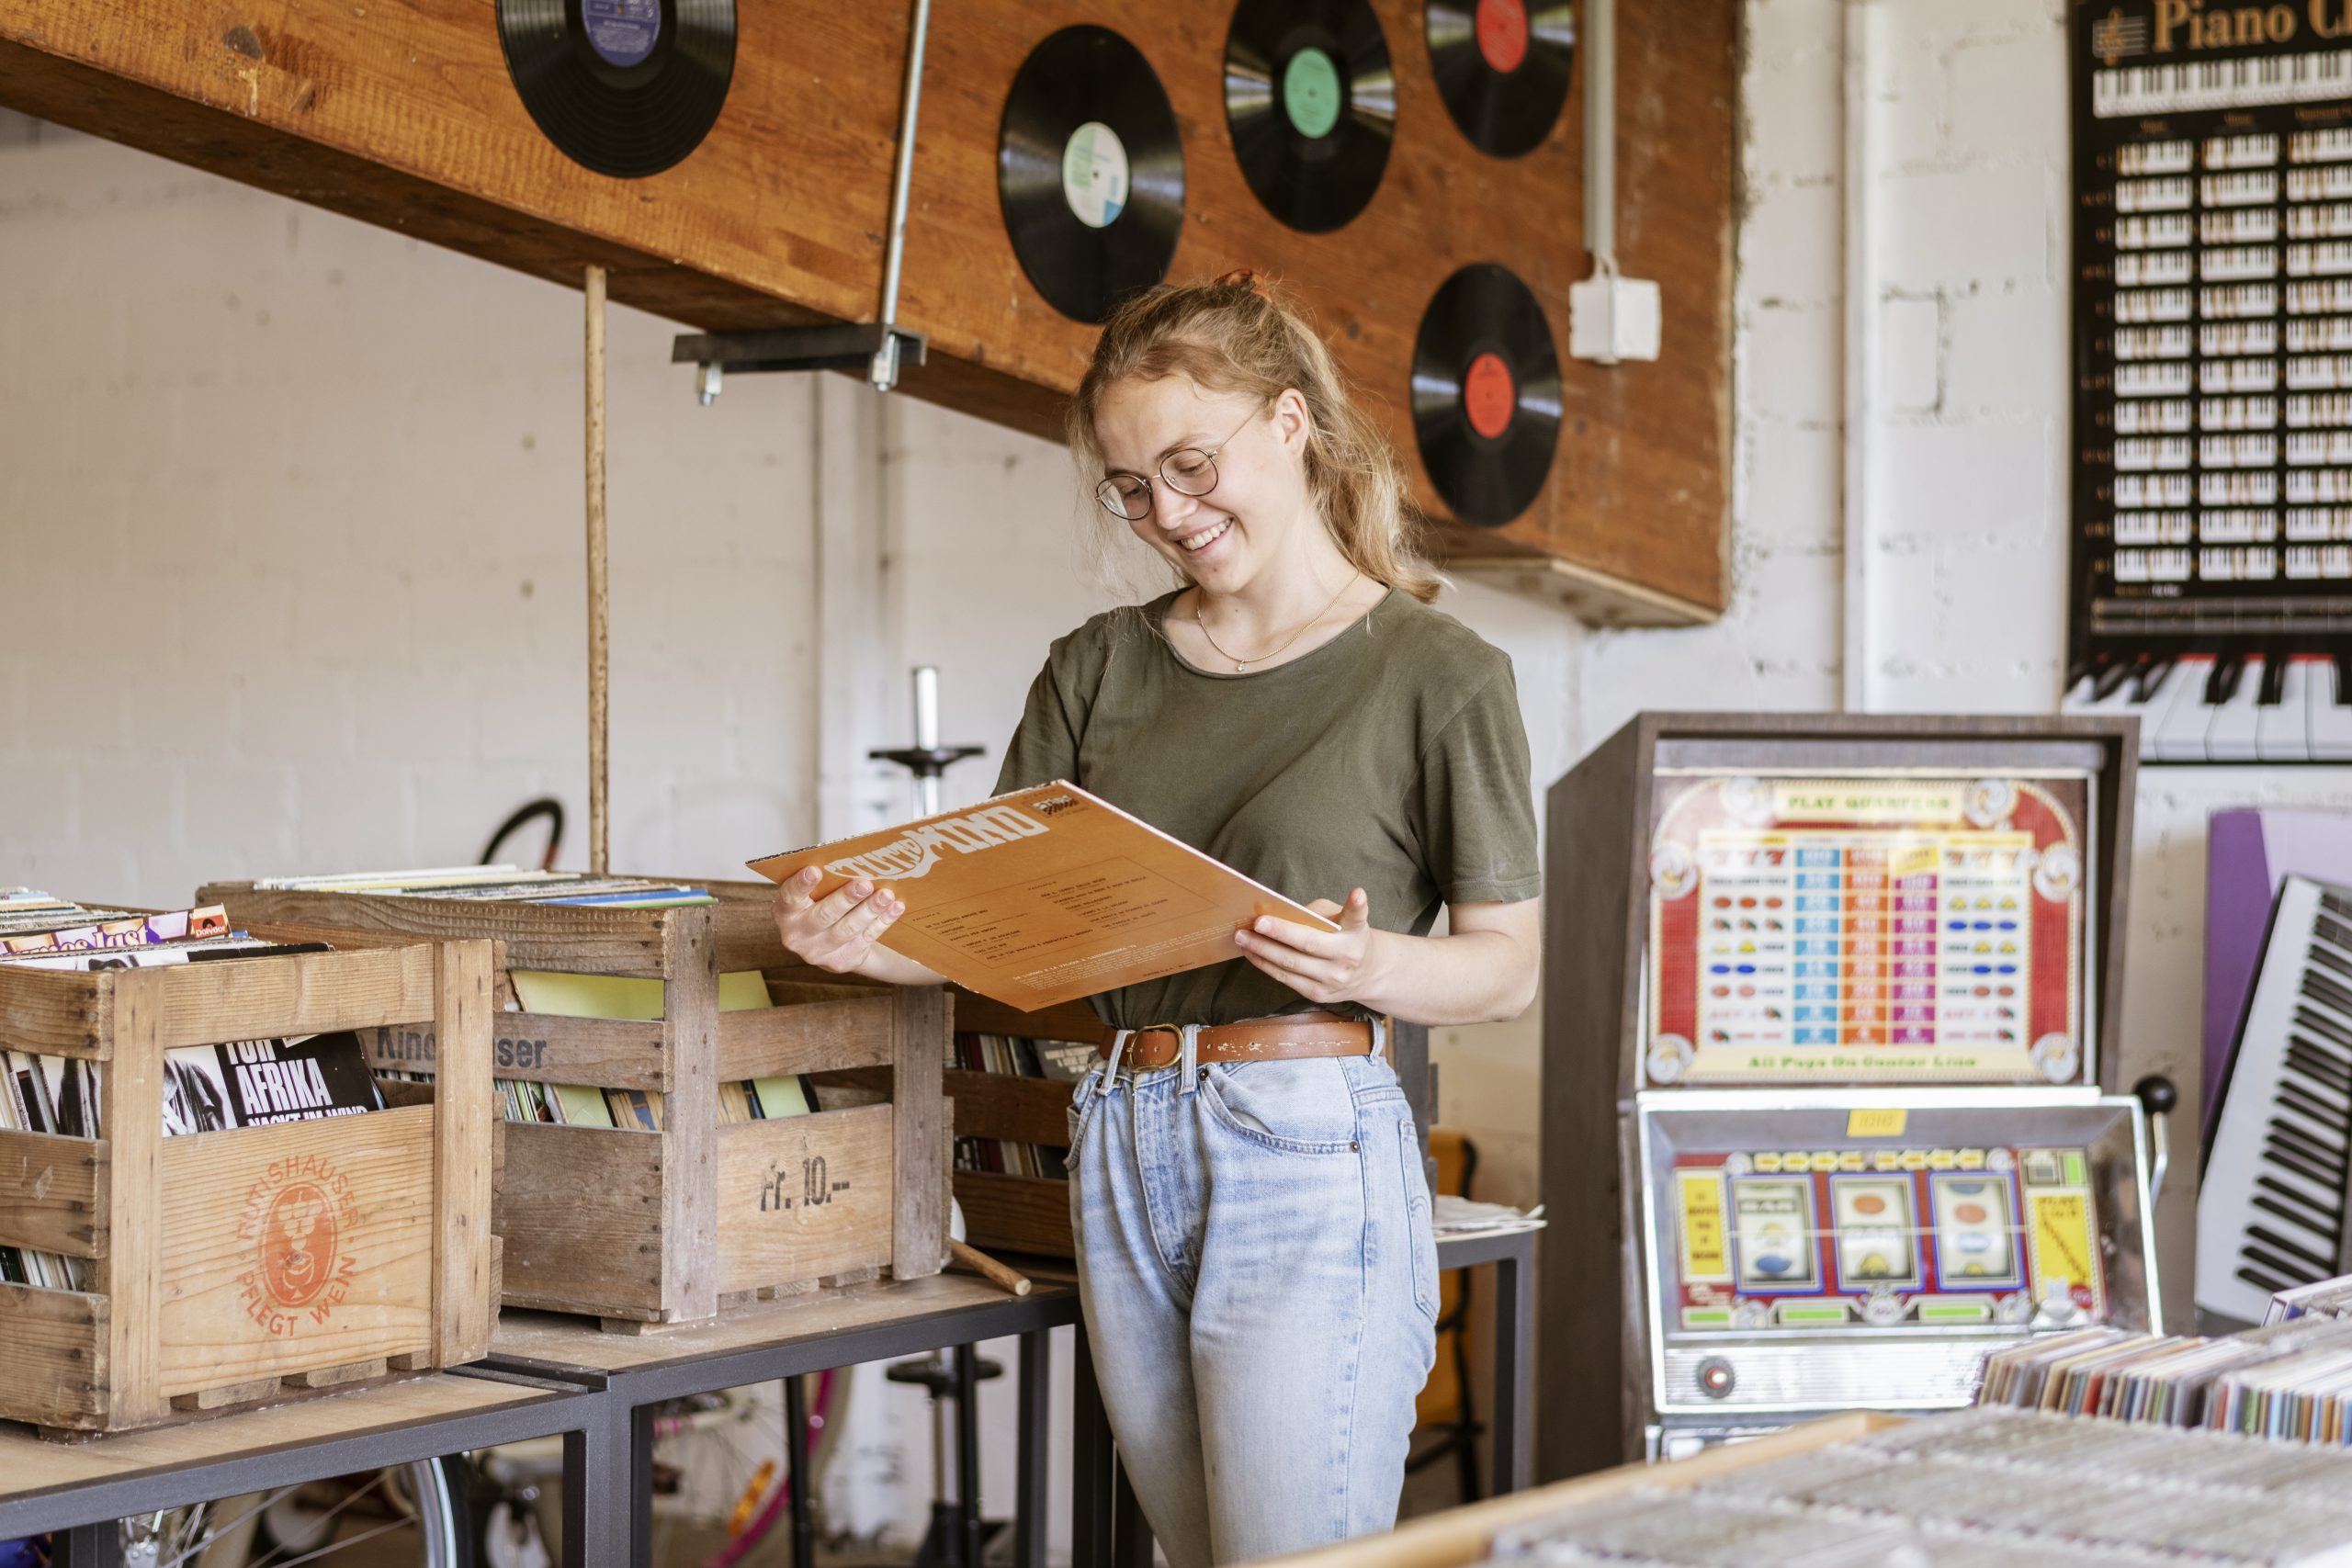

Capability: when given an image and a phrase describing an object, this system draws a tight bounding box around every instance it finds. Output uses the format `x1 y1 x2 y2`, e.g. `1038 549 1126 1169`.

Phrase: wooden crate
0 926 494 1436
198 879 948 1328
942 991 1106 1261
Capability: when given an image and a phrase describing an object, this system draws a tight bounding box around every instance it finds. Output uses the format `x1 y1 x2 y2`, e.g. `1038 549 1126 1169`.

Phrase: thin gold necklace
1193 572 1360 672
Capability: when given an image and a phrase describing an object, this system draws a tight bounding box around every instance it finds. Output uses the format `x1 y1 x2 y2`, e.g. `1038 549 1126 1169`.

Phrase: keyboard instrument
2063 651 2352 762
2197 874 2352 1327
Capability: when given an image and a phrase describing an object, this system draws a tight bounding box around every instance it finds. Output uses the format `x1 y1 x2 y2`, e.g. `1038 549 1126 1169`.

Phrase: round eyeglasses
1094 405 1264 522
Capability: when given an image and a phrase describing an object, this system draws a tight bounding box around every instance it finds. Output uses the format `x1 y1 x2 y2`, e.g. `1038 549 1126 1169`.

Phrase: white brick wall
0 130 824 898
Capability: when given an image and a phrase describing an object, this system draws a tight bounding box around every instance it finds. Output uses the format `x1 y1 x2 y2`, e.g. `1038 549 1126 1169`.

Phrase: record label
1060 122 1131 229
1224 0 1396 232
998 27 1185 324
1411 264 1562 526
1464 353 1516 439
583 0 661 68
1477 0 1529 73
1283 50 1344 139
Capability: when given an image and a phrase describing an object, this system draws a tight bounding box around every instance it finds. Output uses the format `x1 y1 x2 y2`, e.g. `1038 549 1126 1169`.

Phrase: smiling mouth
1175 518 1231 554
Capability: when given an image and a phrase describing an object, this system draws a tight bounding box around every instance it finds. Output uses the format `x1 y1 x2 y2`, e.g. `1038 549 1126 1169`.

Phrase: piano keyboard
2062 653 2352 762
2197 874 2352 1328
2095 48 2352 118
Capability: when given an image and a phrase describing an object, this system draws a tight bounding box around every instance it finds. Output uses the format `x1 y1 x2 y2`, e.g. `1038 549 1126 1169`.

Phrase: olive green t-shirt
992 586 1541 1029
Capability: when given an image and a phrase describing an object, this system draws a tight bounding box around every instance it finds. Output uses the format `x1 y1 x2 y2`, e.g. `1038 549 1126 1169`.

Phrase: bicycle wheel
119 1453 472 1568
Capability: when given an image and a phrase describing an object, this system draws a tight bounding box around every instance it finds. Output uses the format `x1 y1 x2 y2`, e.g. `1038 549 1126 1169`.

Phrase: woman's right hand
771 866 905 975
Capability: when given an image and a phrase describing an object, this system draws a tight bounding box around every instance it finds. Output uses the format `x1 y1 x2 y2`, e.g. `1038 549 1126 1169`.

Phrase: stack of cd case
1973 1285 2352 1441
1477 1407 2352 1566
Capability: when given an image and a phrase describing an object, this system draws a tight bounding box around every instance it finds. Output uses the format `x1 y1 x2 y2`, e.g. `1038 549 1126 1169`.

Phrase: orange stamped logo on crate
236 1153 362 1336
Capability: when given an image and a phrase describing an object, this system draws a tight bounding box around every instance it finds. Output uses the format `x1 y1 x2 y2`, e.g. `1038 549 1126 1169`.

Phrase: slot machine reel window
1642 772 2098 1089
1640 1099 2156 1353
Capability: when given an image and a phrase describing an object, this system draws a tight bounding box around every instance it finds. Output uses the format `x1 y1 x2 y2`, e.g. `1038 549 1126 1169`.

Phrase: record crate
198 877 949 1329
0 925 495 1436
942 989 1107 1260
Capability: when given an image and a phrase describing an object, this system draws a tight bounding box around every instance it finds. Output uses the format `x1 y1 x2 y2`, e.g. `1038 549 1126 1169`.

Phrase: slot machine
1538 715 2175 1477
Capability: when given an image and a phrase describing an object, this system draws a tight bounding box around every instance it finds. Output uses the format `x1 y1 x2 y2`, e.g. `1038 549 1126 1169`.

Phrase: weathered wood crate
198 878 948 1329
0 927 494 1436
943 991 1106 1260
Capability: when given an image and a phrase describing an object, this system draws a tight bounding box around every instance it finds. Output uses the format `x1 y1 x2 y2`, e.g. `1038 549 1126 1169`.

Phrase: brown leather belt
1099 1010 1377 1071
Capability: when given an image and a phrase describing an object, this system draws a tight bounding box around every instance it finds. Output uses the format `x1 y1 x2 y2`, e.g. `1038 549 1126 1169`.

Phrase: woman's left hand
1234 888 1387 1006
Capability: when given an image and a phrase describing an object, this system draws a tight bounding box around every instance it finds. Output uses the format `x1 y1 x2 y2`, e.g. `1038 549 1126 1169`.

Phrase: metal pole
584 264 611 873
785 1374 816 1568
1582 0 1615 265
871 0 935 390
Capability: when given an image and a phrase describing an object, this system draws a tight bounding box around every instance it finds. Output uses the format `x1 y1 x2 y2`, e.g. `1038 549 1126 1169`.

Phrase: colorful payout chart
1668 1144 2109 1336
1645 774 2093 1086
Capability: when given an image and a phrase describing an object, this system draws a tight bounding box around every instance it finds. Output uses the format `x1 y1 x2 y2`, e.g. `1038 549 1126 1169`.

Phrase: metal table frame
15 1367 597 1566
492 1284 1091 1568
15 1229 1536 1568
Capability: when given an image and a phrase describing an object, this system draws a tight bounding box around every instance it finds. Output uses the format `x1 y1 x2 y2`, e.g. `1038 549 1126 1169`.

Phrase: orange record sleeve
747 782 1339 1009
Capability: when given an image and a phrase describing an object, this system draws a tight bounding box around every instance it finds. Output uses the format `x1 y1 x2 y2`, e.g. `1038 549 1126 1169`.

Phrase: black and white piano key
2063 652 2352 763
2199 874 2352 1325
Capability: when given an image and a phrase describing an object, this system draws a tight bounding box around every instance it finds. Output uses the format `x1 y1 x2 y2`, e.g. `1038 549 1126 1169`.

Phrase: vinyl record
1410 263 1560 526
497 0 736 180
999 26 1186 325
1425 0 1576 159
1224 0 1396 233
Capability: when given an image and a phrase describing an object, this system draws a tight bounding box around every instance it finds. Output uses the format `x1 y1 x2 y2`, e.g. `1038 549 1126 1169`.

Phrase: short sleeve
1416 664 1542 906
992 660 1079 795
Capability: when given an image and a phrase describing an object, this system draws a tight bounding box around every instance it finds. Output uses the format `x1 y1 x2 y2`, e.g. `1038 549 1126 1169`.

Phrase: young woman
772 271 1541 1567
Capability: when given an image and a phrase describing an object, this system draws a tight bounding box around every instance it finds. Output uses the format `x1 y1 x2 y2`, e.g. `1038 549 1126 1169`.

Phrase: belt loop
1370 1016 1387 1057
1106 1028 1132 1090
1178 1022 1201 1094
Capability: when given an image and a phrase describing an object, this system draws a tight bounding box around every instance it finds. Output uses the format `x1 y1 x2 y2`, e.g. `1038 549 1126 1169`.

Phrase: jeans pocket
1398 1117 1438 1323
1199 1060 1359 1155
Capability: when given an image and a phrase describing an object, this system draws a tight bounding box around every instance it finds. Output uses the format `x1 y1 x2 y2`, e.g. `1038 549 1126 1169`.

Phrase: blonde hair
1068 270 1441 604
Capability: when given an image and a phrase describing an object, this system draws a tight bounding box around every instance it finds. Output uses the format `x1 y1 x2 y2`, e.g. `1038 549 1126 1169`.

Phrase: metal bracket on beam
671 322 929 403
680 0 935 404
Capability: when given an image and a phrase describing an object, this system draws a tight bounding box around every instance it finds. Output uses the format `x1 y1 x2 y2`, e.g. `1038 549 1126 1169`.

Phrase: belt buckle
1131 1023 1185 1070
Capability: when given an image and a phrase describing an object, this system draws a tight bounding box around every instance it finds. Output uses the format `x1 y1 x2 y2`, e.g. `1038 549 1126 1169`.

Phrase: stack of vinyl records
1974 1270 2352 1442
1475 1406 2352 1566
252 866 820 1132
0 890 382 1292
249 864 717 907
948 1029 1096 1179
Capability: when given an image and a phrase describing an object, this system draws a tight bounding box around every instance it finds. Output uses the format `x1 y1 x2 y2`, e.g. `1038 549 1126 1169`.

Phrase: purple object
2204 808 2352 1142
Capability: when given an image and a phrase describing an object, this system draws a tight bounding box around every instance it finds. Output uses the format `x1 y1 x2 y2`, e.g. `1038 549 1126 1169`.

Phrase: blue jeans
1065 1028 1439 1568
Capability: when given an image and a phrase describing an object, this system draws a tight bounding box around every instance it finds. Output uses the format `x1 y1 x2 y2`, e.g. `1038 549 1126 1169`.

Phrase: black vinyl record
1411 263 1560 526
1425 0 1575 159
497 0 736 179
1224 0 1396 233
999 27 1186 325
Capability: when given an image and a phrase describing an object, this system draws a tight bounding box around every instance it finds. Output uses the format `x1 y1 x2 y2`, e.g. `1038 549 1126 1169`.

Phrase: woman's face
1093 374 1311 592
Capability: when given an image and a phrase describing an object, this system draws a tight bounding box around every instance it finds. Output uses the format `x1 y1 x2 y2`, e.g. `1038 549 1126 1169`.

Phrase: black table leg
1070 1323 1115 1568
785 1373 815 1568
956 1346 982 1568
1491 1247 1534 1494
562 1396 639 1568
1014 1330 1050 1568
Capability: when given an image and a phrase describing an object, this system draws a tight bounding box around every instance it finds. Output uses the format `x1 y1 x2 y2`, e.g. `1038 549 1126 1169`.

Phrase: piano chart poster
2071 0 2352 650
1645 774 2092 1086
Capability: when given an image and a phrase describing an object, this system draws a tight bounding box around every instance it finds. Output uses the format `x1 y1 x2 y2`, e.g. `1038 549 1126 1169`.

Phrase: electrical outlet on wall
1569 271 1662 365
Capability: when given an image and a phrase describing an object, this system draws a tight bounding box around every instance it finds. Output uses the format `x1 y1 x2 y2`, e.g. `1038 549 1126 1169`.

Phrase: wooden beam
0 0 1734 620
